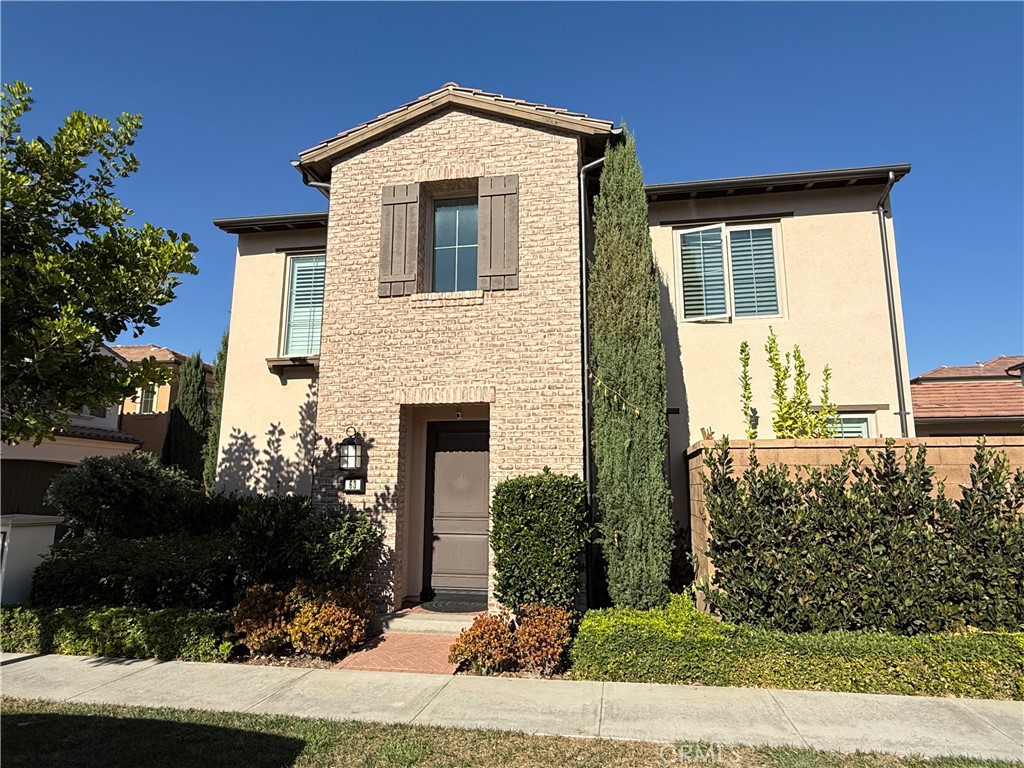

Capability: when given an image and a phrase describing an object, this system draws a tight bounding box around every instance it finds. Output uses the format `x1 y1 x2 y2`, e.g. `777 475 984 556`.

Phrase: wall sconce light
339 426 362 471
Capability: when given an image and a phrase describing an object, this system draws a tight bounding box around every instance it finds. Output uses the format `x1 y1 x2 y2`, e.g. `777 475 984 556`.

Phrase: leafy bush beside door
489 469 589 610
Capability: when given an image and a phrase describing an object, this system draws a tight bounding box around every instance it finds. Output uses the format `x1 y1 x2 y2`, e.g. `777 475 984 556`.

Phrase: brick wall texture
687 437 1024 603
313 108 586 609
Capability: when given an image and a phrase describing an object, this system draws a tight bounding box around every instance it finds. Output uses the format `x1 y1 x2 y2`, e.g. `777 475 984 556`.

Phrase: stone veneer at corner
312 108 587 609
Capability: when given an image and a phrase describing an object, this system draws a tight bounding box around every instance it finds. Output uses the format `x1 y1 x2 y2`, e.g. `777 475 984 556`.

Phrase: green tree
1 81 197 445
764 328 837 438
162 352 209 483
588 129 672 610
202 330 228 493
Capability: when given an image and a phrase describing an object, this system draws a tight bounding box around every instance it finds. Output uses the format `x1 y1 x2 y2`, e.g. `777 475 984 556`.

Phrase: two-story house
213 84 914 611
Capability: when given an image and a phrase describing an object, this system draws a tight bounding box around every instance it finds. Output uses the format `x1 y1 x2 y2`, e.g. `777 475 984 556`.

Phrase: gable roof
296 83 616 183
912 356 1024 382
112 344 190 365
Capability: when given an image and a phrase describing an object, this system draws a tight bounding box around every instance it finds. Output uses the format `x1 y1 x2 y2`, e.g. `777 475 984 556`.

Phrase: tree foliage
740 328 837 439
588 130 672 610
162 352 209 483
1 81 197 444
202 330 228 493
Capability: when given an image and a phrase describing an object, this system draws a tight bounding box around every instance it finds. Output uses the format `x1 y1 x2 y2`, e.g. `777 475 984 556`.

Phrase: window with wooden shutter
284 255 325 356
477 175 519 291
379 183 420 297
729 226 779 317
679 225 728 320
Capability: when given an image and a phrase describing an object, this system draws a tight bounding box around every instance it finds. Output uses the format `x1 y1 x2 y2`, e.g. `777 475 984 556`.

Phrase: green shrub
571 594 1024 700
299 506 384 590
515 604 574 676
45 452 201 538
287 600 367 658
448 613 517 675
31 534 236 611
490 470 589 610
0 606 232 662
702 438 1024 634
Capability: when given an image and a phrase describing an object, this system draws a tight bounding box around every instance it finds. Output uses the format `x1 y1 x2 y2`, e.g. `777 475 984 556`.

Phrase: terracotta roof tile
56 425 142 444
913 356 1024 381
911 379 1024 419
111 344 189 364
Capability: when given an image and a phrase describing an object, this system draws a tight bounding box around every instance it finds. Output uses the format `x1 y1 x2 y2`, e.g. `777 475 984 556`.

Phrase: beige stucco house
113 345 214 454
0 346 140 517
213 84 914 610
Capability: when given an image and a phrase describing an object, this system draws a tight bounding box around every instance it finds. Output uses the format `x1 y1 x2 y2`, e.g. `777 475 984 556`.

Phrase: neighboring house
911 356 1024 437
0 346 140 516
212 84 914 610
113 345 214 454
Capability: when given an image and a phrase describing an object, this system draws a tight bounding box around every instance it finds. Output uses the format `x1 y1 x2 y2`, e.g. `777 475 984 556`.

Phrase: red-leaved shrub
515 604 573 675
448 612 516 675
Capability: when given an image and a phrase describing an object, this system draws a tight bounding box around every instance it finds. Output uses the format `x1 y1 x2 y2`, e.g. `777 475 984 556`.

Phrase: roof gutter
292 161 331 199
876 171 909 438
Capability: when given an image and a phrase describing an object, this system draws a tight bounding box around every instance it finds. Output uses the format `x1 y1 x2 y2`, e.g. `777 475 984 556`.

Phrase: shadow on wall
659 272 694 590
217 380 332 496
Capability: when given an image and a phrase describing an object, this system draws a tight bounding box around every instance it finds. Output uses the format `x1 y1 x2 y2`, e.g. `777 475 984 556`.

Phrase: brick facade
313 108 589 609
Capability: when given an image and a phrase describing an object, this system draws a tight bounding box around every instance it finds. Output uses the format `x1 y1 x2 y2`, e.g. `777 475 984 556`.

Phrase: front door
423 421 489 600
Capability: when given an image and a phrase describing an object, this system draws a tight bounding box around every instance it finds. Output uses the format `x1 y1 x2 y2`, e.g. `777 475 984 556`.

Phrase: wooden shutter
477 175 519 291
379 183 420 297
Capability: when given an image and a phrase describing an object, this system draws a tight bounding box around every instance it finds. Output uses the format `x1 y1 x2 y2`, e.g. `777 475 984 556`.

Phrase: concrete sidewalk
1 652 1021 762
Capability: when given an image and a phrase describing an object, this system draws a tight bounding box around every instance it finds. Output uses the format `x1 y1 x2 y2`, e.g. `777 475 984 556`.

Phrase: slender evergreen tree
162 351 209 484
202 331 228 493
588 129 672 609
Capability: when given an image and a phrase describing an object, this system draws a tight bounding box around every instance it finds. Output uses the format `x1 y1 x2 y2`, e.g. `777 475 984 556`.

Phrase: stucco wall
313 108 587 608
686 436 1024 601
651 187 914 450
216 229 327 496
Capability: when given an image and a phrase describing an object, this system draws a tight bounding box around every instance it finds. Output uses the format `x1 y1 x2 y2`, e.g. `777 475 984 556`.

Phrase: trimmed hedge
571 595 1024 700
702 438 1024 634
1 606 232 662
31 534 236 611
490 469 589 609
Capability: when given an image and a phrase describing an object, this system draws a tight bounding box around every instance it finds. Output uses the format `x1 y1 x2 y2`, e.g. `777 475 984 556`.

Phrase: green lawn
1 698 1017 768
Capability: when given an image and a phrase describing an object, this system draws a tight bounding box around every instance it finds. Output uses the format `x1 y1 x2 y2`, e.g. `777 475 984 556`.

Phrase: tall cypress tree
162 351 209 484
589 130 672 609
202 331 228 493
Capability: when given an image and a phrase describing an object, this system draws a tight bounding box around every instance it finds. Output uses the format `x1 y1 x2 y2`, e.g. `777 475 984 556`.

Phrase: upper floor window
679 223 780 321
138 386 156 415
284 254 326 356
433 198 478 292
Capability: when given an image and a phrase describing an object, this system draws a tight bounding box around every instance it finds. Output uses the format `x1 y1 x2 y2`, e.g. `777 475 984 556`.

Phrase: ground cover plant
2 698 1018 768
571 594 1024 700
701 438 1024 634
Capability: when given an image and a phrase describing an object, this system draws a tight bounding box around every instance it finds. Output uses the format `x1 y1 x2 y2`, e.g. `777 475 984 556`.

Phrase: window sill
410 290 484 307
266 355 320 375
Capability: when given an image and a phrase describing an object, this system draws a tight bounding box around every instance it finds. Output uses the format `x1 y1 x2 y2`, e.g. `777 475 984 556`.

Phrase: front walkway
1 653 1021 762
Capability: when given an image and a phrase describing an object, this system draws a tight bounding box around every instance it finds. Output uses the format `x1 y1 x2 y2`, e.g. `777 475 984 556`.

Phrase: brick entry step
333 633 459 675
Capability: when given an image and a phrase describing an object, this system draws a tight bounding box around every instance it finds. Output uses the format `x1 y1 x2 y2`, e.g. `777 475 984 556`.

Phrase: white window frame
676 221 784 323
137 386 157 415
281 252 326 357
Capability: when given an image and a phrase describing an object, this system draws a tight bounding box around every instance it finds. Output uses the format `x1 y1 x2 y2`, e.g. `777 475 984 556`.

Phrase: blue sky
3 2 1022 375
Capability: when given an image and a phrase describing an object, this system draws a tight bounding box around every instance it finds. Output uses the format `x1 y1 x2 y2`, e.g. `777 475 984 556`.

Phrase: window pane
434 204 457 247
285 255 325 356
833 416 870 438
433 247 456 293
730 228 778 317
680 228 726 318
456 246 478 291
457 203 478 246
